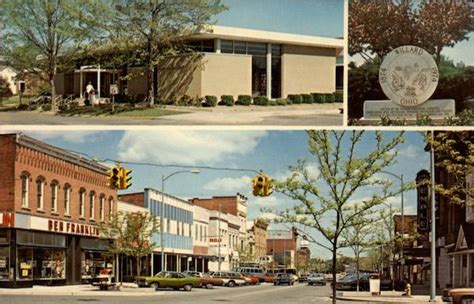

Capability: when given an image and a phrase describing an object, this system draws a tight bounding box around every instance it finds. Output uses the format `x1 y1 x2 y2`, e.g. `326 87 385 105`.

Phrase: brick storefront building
0 134 117 287
267 228 298 269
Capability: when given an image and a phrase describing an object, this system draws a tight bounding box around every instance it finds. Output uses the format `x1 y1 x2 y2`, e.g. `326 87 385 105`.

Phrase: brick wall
118 192 145 207
0 134 117 226
190 196 238 216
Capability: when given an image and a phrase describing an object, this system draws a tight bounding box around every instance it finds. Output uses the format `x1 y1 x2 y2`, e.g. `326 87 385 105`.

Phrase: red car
241 274 260 285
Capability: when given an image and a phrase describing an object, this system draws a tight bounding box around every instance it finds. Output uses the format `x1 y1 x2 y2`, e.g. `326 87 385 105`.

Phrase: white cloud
117 130 267 165
252 196 281 207
204 175 251 192
259 212 282 221
24 131 106 144
398 145 420 158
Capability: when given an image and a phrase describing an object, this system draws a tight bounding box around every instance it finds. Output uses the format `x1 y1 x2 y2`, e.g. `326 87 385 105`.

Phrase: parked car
91 269 116 290
181 271 224 289
137 271 200 291
273 273 295 286
262 273 274 283
308 273 326 286
208 271 247 287
298 273 309 283
241 273 260 285
332 273 402 291
443 288 474 304
238 267 267 283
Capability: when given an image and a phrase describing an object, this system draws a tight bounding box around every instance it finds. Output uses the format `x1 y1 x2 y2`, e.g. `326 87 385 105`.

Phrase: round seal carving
379 45 439 107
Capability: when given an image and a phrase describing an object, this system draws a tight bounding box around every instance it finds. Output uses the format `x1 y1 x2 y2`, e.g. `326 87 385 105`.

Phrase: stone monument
362 45 455 122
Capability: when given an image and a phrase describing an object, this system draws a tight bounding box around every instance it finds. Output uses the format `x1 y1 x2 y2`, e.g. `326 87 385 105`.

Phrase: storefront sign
416 170 431 232
209 238 222 242
47 219 100 237
0 213 15 227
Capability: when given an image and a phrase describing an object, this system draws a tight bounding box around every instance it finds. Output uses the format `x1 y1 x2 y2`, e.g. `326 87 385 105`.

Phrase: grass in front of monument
0 96 28 107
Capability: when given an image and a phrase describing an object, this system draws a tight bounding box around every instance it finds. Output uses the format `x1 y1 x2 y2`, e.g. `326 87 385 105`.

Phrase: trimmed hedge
204 95 217 107
301 94 314 104
221 95 235 106
325 93 336 103
236 95 252 106
288 94 302 104
254 96 270 106
335 92 343 103
312 93 326 104
276 98 288 106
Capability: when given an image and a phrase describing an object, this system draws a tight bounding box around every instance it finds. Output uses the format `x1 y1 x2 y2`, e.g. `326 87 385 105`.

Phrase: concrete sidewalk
336 291 444 303
0 283 167 296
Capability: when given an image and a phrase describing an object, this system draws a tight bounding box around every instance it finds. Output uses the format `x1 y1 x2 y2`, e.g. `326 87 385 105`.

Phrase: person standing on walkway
85 82 94 106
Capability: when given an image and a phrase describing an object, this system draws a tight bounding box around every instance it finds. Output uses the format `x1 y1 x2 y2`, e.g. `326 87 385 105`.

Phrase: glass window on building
36 177 45 210
82 251 114 280
32 249 66 280
167 219 171 233
108 197 113 220
99 195 105 221
79 189 86 218
21 172 29 208
17 248 33 280
64 184 71 216
0 246 9 281
189 224 192 238
177 221 181 236
234 41 247 54
51 181 58 213
221 40 233 53
89 192 95 220
202 39 215 52
200 225 203 242
195 225 198 240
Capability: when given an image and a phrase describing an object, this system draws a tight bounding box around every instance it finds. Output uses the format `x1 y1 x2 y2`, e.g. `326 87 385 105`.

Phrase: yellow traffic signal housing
107 166 121 189
263 176 273 196
252 175 265 196
119 167 132 190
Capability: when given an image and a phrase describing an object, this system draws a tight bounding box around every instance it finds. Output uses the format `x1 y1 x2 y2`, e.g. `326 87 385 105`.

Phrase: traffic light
252 175 265 196
252 172 273 197
107 166 121 189
263 175 273 196
119 167 132 190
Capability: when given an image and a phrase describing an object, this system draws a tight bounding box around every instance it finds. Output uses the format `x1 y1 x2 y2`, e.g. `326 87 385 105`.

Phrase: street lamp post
380 171 405 279
160 169 200 273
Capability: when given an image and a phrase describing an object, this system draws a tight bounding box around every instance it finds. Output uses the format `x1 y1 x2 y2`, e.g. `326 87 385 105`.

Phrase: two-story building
0 133 117 287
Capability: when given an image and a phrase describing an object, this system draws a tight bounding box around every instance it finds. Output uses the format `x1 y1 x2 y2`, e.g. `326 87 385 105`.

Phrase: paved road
0 283 365 304
0 104 343 126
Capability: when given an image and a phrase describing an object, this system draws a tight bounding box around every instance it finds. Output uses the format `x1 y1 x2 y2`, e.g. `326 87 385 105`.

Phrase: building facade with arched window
0 133 117 288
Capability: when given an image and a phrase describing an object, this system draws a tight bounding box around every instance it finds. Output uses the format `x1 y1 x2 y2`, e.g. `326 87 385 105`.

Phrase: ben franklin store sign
47 219 100 237
416 170 431 232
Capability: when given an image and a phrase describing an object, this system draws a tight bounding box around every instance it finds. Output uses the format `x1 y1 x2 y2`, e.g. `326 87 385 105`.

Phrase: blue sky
215 0 344 38
18 130 429 259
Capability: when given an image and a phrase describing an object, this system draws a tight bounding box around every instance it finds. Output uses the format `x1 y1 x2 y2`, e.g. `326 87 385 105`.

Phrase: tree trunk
137 255 142 279
356 251 360 292
332 242 338 304
50 77 56 111
147 65 155 107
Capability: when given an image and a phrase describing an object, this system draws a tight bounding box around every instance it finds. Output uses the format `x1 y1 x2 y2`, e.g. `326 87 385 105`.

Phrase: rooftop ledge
193 25 344 50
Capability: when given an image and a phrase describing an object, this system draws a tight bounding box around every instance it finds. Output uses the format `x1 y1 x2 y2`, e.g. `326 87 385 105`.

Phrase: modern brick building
0 133 117 287
267 228 298 269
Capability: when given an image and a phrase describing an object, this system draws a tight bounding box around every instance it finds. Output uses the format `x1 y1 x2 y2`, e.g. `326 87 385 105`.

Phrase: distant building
267 227 299 269
246 219 268 264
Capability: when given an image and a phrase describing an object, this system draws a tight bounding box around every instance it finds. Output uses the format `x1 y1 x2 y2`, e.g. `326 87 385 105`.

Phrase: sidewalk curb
335 296 443 303
0 289 166 297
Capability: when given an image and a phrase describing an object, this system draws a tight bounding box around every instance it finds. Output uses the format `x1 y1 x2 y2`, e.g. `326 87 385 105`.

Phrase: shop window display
17 248 33 280
0 247 10 281
81 251 114 280
32 249 66 280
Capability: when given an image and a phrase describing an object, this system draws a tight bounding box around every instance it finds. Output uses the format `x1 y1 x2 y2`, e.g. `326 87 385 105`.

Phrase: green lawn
0 95 31 106
112 107 185 117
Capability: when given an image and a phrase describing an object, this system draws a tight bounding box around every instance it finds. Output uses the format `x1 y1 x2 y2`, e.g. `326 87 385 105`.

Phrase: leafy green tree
98 211 160 284
341 203 376 291
0 1 92 109
86 0 226 106
0 76 13 100
428 131 474 205
265 130 405 304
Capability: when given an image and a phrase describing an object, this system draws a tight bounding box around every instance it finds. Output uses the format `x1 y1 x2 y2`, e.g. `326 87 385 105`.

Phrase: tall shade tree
264 130 406 304
87 0 227 106
98 211 160 284
349 0 471 64
0 1 91 109
340 203 377 292
428 131 474 205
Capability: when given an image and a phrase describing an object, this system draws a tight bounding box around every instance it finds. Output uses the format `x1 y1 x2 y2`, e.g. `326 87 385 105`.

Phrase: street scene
0 0 344 126
0 130 471 303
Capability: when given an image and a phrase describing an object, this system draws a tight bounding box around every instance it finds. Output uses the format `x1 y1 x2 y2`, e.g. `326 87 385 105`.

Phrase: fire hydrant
404 283 412 296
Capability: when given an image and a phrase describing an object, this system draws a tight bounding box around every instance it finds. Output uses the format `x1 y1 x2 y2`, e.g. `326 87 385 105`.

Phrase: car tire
228 281 236 287
274 282 277 286
183 284 192 292
152 282 159 291
461 296 474 304
206 283 213 289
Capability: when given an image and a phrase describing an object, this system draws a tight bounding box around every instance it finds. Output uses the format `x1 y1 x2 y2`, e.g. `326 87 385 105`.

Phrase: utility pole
218 201 222 271
430 131 437 302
